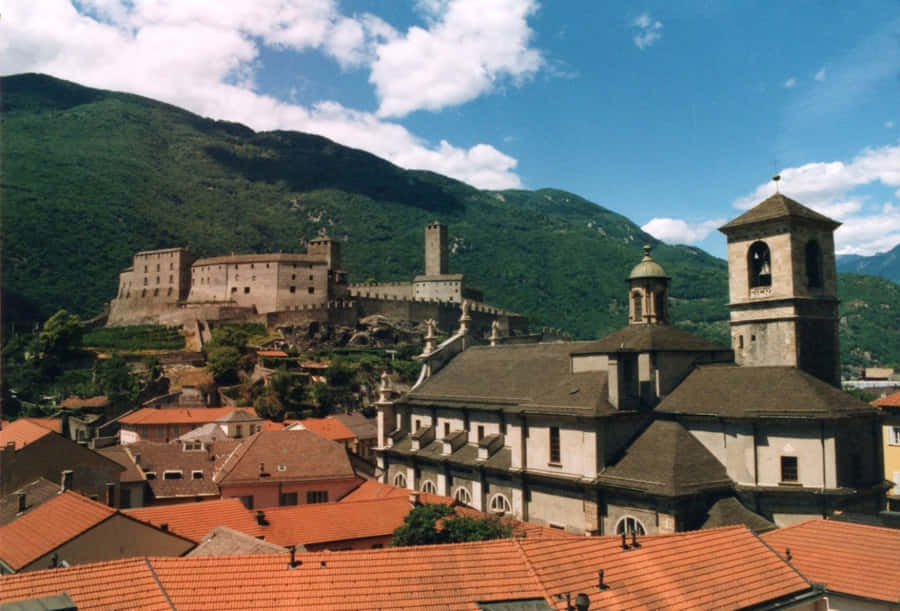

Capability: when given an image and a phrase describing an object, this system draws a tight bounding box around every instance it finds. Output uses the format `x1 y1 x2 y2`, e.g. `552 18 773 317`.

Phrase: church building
374 190 885 534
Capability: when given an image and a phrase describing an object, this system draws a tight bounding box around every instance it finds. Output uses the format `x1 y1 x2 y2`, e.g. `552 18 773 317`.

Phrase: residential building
0 525 824 609
117 407 260 444
333 412 379 459
0 492 193 573
289 416 358 448
214 430 362 509
0 478 61 526
185 526 288 557
872 390 900 510
0 420 125 501
763 519 900 610
124 498 263 542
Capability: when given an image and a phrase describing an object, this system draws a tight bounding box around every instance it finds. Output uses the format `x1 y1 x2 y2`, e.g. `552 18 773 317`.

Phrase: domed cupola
627 245 669 325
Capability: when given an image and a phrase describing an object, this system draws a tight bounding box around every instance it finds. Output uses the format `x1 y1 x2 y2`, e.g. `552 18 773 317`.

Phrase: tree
390 504 513 547
207 345 241 384
97 353 140 405
270 367 305 410
254 389 285 421
38 310 82 359
143 356 163 381
210 326 250 350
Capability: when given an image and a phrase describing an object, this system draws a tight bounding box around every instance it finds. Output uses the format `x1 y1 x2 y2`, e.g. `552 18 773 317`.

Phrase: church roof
719 193 841 232
700 497 776 534
657 365 878 420
407 343 616 416
628 245 668 280
574 324 732 354
595 420 731 497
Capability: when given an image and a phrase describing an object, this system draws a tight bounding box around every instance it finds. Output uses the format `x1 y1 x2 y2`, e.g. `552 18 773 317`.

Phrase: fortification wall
348 282 414 300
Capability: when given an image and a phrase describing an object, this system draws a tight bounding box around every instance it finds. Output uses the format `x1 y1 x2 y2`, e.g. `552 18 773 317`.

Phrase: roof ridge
510 538 553 606
213 431 261 483
144 558 176 610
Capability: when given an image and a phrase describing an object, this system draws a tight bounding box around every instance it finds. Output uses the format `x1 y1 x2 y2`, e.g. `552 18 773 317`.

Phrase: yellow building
873 391 900 511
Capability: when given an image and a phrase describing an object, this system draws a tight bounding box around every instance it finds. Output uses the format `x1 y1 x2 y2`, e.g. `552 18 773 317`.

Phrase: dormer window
748 241 772 288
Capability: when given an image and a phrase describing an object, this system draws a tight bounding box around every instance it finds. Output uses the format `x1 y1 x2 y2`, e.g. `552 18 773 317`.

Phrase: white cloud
814 67 826 81
370 0 543 117
631 12 662 50
886 120 896 129
0 0 527 189
641 218 725 245
733 145 900 255
783 77 797 88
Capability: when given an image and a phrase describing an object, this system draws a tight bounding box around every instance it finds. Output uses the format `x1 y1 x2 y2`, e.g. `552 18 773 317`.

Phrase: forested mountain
838 244 900 284
3 74 898 370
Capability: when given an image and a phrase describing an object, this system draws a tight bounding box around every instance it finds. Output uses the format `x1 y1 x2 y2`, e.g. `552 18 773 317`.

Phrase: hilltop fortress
107 222 527 336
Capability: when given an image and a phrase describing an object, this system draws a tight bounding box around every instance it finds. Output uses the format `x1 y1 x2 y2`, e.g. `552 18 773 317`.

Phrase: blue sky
3 1 899 257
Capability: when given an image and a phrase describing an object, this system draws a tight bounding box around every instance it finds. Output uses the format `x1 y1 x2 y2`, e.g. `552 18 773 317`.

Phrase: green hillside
3 74 898 372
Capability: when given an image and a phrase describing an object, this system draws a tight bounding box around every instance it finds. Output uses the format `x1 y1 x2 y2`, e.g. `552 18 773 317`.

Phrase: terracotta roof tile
872 391 900 408
0 527 816 610
762 519 900 603
339 480 410 502
119 407 256 425
125 498 262 543
20 417 63 434
60 396 110 409
0 492 116 570
214 430 357 486
292 417 357 441
0 419 55 450
256 350 288 358
0 557 172 610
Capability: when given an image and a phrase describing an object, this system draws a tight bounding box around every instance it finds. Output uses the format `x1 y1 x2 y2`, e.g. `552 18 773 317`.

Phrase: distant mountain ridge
837 244 900 284
2 73 898 371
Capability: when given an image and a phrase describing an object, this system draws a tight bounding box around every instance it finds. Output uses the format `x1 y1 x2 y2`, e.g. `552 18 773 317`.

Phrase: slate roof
0 526 817 610
574 324 731 354
186 526 289 557
700 497 776 534
332 412 378 440
214 431 357 486
0 492 116 571
595 420 732 496
125 498 262 542
390 436 513 470
657 365 878 419
125 440 231 499
408 343 615 416
0 419 55 450
763 519 900 603
96 446 144 483
719 193 841 232
0 479 60 526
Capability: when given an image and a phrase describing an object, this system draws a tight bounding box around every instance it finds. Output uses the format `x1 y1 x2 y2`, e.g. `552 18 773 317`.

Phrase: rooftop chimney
288 545 300 569
133 453 142 467
597 569 608 591
255 510 268 526
60 470 73 492
574 593 590 611
159 522 169 532
16 492 26 514
785 548 792 562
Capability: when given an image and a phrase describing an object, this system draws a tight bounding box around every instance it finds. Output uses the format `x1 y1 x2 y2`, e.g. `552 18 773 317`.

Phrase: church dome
629 245 668 279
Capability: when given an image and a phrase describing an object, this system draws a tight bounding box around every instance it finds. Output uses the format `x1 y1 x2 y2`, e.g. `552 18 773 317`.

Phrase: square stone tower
719 192 841 386
424 221 448 277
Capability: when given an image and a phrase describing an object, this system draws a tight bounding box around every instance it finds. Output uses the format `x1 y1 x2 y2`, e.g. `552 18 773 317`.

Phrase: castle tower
308 233 341 270
424 221 448 276
627 245 669 325
719 191 841 386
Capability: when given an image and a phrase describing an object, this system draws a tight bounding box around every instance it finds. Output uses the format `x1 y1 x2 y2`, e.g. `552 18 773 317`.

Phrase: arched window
805 240 823 288
615 516 646 536
393 472 407 488
489 493 511 514
632 291 643 322
453 487 472 505
748 241 772 288
421 480 436 494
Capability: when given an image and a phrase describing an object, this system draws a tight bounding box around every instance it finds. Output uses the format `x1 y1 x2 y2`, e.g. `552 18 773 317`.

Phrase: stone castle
107 223 526 336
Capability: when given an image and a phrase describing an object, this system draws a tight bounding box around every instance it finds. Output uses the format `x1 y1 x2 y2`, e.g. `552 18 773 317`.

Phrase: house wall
219 477 361 510
524 416 599 479
526 485 589 534
882 409 900 502
20 514 193 573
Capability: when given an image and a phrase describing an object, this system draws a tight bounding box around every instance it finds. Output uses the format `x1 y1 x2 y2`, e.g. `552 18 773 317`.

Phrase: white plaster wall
467 411 501 444
527 489 585 533
757 423 827 488
526 420 596 478
571 354 608 373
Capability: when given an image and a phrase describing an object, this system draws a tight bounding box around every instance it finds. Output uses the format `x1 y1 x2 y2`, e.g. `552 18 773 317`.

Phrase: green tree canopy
254 388 285 421
207 345 241 384
390 503 513 547
38 309 82 358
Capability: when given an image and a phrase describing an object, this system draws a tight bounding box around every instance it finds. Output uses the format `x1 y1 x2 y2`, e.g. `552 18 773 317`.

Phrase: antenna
772 174 781 194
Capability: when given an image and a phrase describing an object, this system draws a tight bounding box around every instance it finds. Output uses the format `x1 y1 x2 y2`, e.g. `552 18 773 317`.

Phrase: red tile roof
339 480 411 502
125 498 262 542
763 519 900 603
214 430 357 486
119 407 255 425
0 492 116 571
293 417 357 442
0 558 172 610
21 418 63 434
256 350 289 358
872 391 900 408
0 526 816 610
0 419 55 450
60 396 110 409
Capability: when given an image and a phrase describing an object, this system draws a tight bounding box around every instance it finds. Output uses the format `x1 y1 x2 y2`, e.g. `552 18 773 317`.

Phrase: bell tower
627 245 669 325
719 185 841 386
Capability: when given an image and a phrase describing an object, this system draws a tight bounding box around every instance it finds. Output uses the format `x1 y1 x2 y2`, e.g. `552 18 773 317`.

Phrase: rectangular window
477 425 485 441
414 419 421 431
444 422 450 437
279 492 298 506
308 287 315 294
244 287 250 294
239 495 254 510
307 491 328 504
192 471 203 480
549 427 561 464
781 456 798 482
891 426 900 446
290 286 296 293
